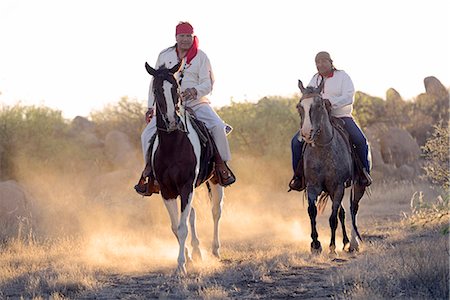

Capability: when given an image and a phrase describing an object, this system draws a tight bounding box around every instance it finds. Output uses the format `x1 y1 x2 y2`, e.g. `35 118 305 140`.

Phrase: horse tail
350 186 363 242
317 192 330 214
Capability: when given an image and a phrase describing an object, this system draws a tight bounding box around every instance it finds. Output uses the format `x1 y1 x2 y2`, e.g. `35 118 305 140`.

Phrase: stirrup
361 168 372 187
216 163 236 187
288 176 305 192
134 178 160 196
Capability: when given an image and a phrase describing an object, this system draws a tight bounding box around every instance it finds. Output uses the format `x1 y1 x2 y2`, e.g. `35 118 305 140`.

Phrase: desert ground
0 164 448 300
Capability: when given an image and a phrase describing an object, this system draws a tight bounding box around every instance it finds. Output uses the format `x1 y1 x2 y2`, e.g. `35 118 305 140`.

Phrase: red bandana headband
175 22 198 64
176 22 194 35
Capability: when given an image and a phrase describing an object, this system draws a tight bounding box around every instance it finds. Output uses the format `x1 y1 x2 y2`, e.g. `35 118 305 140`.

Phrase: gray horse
297 80 365 254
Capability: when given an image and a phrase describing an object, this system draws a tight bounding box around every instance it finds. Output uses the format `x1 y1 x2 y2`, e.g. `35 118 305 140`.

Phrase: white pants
141 104 232 163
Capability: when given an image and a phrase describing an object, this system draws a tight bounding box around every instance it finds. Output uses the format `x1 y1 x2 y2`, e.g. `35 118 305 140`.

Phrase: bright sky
0 0 449 119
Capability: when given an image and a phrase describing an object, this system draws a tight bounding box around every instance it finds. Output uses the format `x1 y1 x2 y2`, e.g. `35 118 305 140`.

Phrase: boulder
379 127 421 168
0 180 34 240
69 116 103 148
424 76 449 99
386 88 403 103
70 116 96 133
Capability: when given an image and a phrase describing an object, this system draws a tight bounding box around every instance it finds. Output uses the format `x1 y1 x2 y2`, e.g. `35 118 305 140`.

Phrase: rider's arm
328 71 354 109
192 54 214 99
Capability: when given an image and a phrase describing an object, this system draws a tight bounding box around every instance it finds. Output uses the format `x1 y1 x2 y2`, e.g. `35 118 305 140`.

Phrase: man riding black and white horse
135 22 235 196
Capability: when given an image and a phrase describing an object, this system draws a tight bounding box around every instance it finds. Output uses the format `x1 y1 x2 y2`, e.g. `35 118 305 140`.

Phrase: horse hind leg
208 181 223 258
349 184 365 252
338 205 350 251
189 206 202 262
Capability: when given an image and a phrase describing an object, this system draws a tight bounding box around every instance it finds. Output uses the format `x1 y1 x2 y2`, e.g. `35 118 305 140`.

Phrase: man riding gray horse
289 51 372 192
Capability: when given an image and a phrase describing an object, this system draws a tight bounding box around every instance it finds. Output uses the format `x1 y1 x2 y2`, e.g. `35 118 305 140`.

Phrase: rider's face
176 34 194 51
315 58 333 75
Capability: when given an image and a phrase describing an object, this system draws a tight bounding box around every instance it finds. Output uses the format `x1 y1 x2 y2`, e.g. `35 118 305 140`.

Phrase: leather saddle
144 113 216 188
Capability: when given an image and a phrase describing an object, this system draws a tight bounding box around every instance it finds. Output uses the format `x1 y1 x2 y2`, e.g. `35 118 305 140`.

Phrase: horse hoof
343 242 350 252
310 242 322 255
349 245 360 253
328 245 337 257
175 265 187 277
349 239 360 252
212 247 220 258
192 248 203 262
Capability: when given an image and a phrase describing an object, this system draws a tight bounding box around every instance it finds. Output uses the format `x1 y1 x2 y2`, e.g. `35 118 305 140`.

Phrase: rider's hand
181 88 197 102
145 108 154 124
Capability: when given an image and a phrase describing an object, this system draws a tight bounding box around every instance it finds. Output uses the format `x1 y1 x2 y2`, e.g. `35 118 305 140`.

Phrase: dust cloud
9 153 335 274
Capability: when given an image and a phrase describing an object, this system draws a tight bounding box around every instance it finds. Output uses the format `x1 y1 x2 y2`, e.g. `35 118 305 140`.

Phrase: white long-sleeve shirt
148 45 215 108
308 70 355 118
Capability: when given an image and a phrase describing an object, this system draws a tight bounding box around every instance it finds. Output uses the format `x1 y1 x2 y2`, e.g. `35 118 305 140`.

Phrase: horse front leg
189 206 202 262
307 189 321 254
163 198 190 272
174 187 195 276
208 182 224 258
329 188 346 255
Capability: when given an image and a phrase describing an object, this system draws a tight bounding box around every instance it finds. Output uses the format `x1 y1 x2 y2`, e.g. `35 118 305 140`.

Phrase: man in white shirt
135 22 235 196
289 51 372 191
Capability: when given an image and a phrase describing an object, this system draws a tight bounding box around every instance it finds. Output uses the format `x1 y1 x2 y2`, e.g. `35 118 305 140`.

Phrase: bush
421 121 450 190
90 97 146 148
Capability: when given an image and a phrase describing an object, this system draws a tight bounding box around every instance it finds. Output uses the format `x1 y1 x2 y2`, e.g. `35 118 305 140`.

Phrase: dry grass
329 188 449 299
0 153 448 298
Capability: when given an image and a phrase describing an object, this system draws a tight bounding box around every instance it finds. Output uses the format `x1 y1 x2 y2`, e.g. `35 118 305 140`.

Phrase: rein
311 127 335 147
153 77 188 134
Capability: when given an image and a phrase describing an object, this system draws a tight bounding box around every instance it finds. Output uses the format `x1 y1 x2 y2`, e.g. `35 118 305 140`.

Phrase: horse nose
301 128 311 140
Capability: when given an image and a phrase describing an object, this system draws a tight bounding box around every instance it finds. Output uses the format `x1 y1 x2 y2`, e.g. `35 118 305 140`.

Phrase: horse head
145 61 184 132
297 79 332 144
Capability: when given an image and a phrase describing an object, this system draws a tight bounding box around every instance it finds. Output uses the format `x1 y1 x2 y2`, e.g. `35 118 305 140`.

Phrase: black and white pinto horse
145 61 223 275
297 80 366 255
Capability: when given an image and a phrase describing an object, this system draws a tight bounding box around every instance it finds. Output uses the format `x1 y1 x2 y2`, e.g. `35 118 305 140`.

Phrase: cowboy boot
360 168 372 187
288 157 306 192
289 175 305 192
134 175 160 196
215 161 236 187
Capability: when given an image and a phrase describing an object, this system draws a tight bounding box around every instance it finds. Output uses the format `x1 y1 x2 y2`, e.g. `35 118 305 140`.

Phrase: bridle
152 70 187 133
299 93 334 147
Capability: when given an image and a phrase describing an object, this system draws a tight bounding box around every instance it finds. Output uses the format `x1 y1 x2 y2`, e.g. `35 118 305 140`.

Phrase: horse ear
324 98 332 114
170 61 183 74
298 80 306 93
145 62 156 76
318 78 325 93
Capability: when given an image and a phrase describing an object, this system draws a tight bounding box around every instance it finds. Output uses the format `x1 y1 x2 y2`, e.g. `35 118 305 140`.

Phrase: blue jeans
291 117 370 173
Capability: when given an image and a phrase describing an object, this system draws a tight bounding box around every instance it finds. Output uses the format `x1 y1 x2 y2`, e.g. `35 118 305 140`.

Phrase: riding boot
215 160 236 187
360 168 372 187
288 158 306 192
289 176 305 192
134 174 160 196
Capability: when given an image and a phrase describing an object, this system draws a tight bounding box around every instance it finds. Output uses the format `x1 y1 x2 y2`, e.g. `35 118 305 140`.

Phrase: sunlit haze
1 0 449 119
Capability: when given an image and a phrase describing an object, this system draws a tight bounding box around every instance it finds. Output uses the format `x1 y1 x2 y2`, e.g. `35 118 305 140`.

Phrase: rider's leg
289 131 306 191
341 117 372 186
193 104 235 186
135 118 160 196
